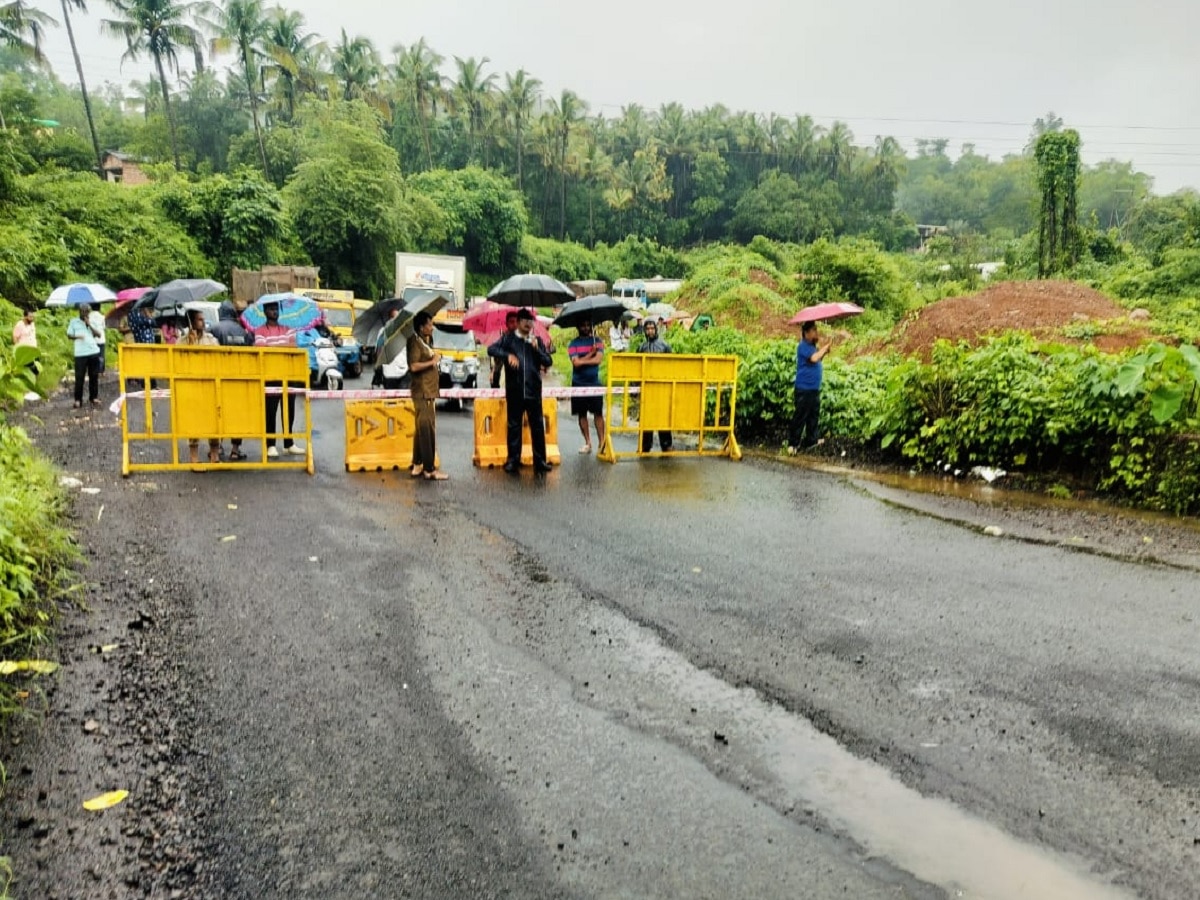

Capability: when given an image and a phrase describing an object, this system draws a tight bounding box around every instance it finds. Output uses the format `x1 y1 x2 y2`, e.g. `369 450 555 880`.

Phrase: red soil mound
884 280 1147 358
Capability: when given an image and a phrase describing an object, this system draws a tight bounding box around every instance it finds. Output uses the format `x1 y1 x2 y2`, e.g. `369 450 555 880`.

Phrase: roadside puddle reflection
596 607 1133 900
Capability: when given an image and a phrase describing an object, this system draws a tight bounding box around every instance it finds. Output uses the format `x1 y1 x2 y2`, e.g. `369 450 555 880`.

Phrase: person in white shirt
87 307 107 374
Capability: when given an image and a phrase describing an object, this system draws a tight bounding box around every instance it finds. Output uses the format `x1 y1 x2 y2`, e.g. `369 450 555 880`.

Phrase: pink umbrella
116 286 152 302
463 301 551 347
789 302 865 325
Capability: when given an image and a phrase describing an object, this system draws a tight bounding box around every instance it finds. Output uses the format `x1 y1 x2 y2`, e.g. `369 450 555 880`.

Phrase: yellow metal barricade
472 398 561 467
119 344 313 475
344 399 438 472
599 354 741 463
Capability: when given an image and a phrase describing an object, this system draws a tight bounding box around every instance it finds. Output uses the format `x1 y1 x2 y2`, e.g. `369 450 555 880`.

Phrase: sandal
423 471 449 481
208 450 221 464
578 444 592 454
228 449 246 461
410 465 424 478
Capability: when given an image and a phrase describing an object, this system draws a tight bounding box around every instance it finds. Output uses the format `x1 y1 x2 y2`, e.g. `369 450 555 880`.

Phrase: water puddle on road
598 607 1134 900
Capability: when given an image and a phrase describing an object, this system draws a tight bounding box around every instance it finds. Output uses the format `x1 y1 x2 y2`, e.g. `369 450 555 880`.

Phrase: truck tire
349 362 362 379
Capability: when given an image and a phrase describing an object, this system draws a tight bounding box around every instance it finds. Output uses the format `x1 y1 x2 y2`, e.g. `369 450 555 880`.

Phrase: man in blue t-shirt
568 320 606 454
788 321 833 453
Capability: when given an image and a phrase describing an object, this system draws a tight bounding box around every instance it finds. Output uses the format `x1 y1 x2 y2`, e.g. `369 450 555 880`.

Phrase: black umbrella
152 278 227 307
552 295 628 329
352 296 433 348
376 292 451 366
486 273 574 307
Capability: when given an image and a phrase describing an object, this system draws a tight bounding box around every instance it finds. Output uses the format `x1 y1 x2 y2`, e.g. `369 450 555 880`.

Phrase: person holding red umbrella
788 321 834 454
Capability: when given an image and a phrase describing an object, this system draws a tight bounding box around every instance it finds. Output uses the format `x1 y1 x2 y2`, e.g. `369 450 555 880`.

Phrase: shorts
571 395 604 417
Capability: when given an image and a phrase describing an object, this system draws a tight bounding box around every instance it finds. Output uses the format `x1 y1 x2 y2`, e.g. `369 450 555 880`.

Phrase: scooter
308 337 343 390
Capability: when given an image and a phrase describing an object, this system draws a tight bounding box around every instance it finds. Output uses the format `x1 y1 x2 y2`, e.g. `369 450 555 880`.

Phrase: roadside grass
0 299 82 761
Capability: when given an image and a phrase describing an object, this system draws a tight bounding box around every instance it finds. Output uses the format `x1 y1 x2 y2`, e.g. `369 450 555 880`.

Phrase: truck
232 265 320 306
395 253 467 309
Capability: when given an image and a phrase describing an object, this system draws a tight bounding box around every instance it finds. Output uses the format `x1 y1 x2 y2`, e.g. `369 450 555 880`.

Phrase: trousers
507 395 546 466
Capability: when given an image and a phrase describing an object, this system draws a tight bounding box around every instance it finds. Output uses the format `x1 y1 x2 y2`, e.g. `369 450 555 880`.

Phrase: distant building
916 224 947 252
101 151 149 186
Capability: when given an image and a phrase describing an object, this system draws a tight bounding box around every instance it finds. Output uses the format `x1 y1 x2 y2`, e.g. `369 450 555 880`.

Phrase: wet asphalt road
64 392 1200 898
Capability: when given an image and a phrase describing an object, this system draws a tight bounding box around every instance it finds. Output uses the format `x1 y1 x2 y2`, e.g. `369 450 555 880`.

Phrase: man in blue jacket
789 321 833 454
488 308 554 473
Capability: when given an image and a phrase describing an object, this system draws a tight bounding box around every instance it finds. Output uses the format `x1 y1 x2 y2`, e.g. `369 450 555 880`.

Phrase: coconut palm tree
545 89 586 239
102 0 204 170
501 67 539 190
261 7 322 122
820 120 855 180
330 29 379 101
451 55 494 164
391 37 443 170
55 0 104 173
0 0 52 63
203 0 269 175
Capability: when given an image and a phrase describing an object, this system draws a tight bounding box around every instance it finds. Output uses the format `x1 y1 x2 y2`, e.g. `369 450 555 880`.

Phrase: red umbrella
463 301 551 347
116 286 152 302
789 302 865 325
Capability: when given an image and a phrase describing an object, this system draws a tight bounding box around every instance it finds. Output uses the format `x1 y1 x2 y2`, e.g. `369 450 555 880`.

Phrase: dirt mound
885 280 1145 358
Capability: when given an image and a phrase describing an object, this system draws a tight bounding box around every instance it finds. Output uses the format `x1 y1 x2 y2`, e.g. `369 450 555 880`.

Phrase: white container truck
395 253 467 309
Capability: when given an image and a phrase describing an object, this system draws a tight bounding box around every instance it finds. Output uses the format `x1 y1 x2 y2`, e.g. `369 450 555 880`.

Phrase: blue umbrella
240 293 324 332
45 282 117 307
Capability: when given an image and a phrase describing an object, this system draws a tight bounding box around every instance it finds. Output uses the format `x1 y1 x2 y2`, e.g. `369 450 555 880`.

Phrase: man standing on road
490 309 518 388
67 303 103 408
568 320 606 454
211 301 253 461
789 321 832 454
249 301 305 459
488 308 553 474
639 318 673 453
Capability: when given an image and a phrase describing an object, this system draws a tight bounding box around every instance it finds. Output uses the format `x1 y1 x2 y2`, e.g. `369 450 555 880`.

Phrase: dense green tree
728 169 841 244
154 168 298 274
408 166 526 273
281 99 428 296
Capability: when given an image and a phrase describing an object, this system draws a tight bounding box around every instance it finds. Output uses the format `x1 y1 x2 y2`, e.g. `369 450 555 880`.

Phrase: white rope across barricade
110 384 635 415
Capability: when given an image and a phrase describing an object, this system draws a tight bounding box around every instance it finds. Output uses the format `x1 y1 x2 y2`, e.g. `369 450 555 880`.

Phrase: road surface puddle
595 607 1133 900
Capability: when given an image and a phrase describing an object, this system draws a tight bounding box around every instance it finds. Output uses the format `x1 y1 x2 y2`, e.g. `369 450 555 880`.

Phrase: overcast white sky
37 0 1200 193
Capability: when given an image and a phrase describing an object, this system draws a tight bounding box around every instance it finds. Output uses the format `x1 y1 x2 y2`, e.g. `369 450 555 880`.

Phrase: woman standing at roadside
406 311 448 481
67 303 103 407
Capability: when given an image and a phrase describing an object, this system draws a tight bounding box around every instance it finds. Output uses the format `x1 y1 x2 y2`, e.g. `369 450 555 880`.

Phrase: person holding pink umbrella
788 321 834 454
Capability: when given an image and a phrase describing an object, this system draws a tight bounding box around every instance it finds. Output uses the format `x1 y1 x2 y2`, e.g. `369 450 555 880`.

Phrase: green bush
0 359 79 720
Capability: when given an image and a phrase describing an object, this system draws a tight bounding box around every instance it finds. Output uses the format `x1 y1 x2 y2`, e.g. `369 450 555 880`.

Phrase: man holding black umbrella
488 308 554 473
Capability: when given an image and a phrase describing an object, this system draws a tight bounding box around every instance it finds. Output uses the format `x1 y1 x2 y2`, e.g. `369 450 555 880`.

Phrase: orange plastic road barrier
344 399 438 472
472 398 561 467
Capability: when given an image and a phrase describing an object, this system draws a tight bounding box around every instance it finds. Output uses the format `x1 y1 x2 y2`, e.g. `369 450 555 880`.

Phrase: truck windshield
322 308 353 328
432 328 475 351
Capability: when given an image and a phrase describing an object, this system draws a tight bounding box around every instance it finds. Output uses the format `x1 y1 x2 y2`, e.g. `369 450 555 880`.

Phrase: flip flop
410 466 424 478
423 471 449 481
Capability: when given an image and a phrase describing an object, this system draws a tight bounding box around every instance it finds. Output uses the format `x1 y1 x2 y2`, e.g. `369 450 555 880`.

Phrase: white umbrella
45 282 118 307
